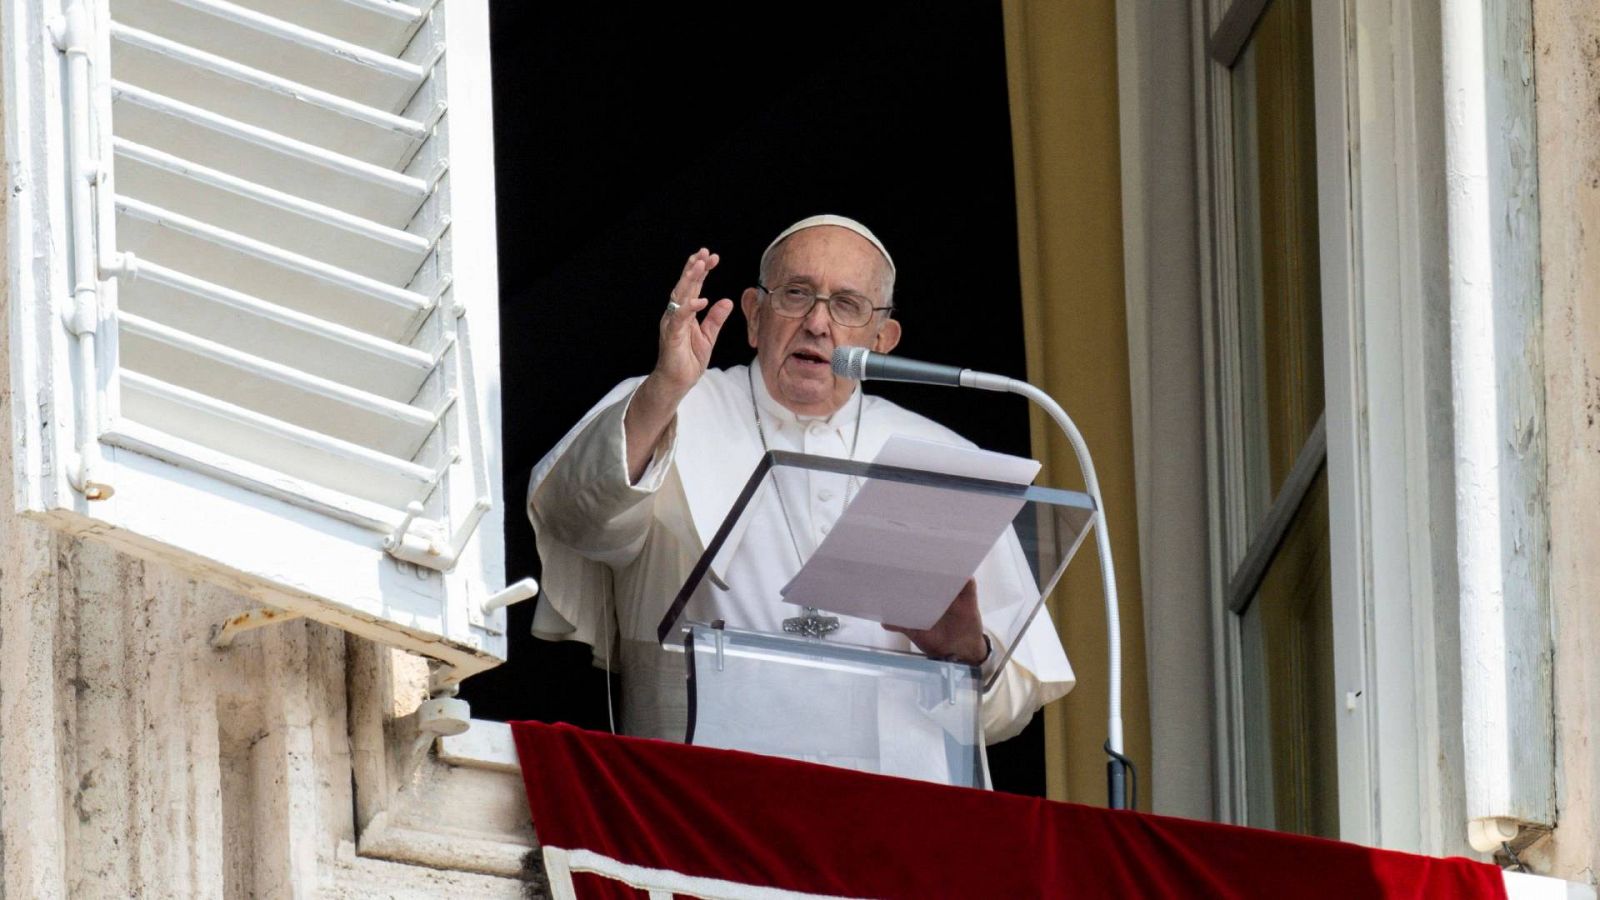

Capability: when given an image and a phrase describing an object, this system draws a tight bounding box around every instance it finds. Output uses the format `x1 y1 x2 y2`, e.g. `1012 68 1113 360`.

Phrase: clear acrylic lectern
656 450 1096 788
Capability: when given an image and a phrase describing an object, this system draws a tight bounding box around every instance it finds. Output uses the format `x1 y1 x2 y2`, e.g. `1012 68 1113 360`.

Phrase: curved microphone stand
835 348 1132 809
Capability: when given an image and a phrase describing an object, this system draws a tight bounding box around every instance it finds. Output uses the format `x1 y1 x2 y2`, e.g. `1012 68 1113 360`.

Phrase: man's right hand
624 249 734 484
652 249 734 396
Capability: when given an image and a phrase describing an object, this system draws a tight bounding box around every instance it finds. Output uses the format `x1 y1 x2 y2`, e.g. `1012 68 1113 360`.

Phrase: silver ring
666 299 681 313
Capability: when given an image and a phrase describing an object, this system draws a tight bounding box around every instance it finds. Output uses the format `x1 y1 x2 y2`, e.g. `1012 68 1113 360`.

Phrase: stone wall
1528 0 1600 884
0 525 538 898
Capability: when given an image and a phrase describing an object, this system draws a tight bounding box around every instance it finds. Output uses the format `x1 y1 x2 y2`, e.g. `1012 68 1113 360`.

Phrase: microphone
830 347 1011 391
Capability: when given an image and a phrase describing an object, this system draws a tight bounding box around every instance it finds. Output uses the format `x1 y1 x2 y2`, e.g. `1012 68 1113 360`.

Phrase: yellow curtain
1001 0 1150 807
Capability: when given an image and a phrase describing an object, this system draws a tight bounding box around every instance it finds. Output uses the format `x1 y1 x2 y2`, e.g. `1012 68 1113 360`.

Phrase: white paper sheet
780 436 1041 630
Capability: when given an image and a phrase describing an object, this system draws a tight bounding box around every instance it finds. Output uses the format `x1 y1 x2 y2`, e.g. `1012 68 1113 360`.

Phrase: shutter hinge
381 440 488 570
420 100 446 135
383 496 491 571
53 0 114 501
424 157 449 194
46 5 85 56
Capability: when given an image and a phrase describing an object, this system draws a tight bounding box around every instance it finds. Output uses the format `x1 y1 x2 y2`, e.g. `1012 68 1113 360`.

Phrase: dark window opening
468 1 1044 797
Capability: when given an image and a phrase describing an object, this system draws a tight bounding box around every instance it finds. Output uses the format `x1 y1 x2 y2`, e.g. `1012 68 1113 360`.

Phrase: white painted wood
115 196 431 341
119 312 439 457
1378 1 1473 859
1373 0 1453 853
226 0 429 57
116 372 434 508
2 0 60 517
117 262 439 400
97 0 479 581
1194 0 1467 853
111 82 431 227
1191 0 1242 826
1207 0 1270 67
1196 0 1293 828
115 0 430 113
1188 0 1489 857
118 262 435 398
113 140 431 285
8 0 508 676
1309 0 1382 850
109 22 428 169
1310 0 1476 854
1439 0 1554 833
58 0 114 502
59 443 500 668
102 417 405 530
426 0 505 603
1225 416 1326 612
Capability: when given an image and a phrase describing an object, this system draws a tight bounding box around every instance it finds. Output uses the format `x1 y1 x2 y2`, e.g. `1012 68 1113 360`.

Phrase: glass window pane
1229 0 1324 555
1238 467 1337 837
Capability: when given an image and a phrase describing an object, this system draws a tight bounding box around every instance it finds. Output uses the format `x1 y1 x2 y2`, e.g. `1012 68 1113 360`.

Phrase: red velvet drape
513 721 1506 899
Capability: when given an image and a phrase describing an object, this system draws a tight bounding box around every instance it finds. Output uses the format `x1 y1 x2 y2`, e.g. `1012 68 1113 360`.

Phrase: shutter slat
120 313 439 459
120 262 436 402
112 82 431 227
116 196 431 341
119 371 434 509
103 419 403 531
114 0 429 113
110 23 429 170
222 0 428 56
113 139 430 285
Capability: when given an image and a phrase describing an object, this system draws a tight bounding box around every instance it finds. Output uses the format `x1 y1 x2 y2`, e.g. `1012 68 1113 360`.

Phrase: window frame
1193 0 1454 851
1204 0 1338 836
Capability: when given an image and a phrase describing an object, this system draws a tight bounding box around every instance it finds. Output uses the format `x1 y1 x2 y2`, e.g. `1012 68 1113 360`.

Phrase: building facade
1022 0 1599 882
2 0 1597 896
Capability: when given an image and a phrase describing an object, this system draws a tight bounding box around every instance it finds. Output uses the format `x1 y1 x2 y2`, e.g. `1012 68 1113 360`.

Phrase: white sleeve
980 626 1073 744
528 383 679 567
972 534 1076 743
524 378 680 652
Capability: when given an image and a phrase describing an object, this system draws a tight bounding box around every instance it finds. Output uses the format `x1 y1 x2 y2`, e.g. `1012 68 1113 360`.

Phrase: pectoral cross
782 606 841 639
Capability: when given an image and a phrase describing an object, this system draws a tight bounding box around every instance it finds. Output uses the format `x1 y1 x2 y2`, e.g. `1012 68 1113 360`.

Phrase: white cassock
526 364 1075 757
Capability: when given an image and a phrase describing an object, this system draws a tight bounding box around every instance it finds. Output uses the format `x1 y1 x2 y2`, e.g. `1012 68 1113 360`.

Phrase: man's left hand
883 578 987 665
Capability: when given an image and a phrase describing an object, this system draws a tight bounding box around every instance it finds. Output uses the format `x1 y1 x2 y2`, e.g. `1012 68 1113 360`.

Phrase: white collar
747 359 861 431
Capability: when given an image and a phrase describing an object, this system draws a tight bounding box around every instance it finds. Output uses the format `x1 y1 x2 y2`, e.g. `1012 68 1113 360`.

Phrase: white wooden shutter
6 0 510 685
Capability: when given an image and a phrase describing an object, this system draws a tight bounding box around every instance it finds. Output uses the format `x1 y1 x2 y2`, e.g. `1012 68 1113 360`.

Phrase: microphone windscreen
832 346 870 380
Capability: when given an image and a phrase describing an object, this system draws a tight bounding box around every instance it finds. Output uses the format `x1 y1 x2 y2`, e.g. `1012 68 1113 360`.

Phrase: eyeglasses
758 282 894 327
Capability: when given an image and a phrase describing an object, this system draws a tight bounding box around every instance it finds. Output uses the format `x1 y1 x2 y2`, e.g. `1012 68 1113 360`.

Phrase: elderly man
527 215 1072 753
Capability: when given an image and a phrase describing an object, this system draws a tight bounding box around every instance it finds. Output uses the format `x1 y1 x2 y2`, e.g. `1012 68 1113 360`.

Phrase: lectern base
681 623 984 788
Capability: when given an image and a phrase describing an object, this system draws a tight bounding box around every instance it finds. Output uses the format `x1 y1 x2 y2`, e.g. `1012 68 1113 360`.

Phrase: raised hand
654 248 735 395
623 249 735 484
